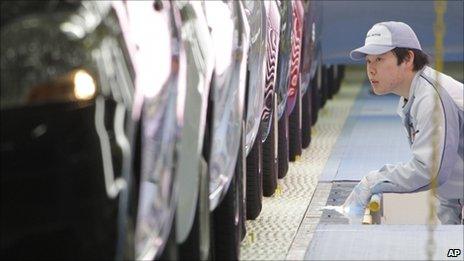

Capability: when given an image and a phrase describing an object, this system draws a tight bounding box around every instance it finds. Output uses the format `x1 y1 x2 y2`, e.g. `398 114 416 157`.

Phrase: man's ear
404 50 415 69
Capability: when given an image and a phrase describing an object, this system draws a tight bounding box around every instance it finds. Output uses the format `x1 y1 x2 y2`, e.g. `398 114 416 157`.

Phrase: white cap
350 21 422 60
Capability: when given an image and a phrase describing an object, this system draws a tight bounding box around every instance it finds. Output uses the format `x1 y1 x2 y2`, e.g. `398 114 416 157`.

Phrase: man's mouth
371 80 379 85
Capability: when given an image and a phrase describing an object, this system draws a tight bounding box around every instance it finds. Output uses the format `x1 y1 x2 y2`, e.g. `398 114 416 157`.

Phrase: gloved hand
342 176 374 222
341 171 391 223
341 171 397 223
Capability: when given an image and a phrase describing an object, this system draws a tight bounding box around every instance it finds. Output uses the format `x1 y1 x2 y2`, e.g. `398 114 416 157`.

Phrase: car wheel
311 67 321 126
332 65 341 95
334 65 345 94
288 85 302 161
158 219 178 261
340 65 346 82
277 106 289 179
246 127 263 220
262 95 278 196
211 122 244 260
301 85 312 149
327 65 335 100
320 65 329 108
178 156 210 260
238 121 247 241
178 154 211 260
179 101 212 261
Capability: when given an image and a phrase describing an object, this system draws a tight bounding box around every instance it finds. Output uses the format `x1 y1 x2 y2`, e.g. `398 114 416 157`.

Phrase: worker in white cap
344 21 464 224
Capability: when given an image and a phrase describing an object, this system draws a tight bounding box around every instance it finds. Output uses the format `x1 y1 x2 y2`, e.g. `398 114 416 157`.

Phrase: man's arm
342 92 460 217
368 93 459 194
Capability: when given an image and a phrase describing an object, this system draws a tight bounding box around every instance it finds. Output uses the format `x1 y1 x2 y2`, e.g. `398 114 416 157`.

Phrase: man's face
366 51 406 95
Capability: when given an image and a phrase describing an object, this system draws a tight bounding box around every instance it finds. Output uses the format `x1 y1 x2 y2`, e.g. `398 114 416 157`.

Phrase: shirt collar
397 66 429 116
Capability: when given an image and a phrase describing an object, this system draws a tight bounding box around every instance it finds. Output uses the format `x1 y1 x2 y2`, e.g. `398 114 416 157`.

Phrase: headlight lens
73 69 97 100
20 68 97 106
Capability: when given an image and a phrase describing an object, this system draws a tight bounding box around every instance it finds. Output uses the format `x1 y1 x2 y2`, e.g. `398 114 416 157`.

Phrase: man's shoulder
419 66 463 90
416 67 439 91
411 72 438 102
419 66 464 111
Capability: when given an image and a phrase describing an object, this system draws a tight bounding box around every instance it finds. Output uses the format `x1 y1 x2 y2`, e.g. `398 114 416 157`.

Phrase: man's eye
366 59 371 64
376 57 382 62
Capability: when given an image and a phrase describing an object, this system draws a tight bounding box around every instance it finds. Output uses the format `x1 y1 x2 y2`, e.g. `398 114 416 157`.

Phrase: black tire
178 190 202 260
179 93 213 260
211 149 243 260
277 111 289 179
327 65 335 100
177 159 210 260
333 65 341 95
320 65 328 108
158 219 178 261
238 122 247 242
211 121 245 260
246 128 263 220
301 86 312 149
340 65 345 80
311 68 321 126
288 88 302 162
335 65 345 94
262 101 278 197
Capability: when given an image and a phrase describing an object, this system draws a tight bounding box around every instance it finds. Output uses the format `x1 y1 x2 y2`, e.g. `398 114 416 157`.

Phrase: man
343 21 464 224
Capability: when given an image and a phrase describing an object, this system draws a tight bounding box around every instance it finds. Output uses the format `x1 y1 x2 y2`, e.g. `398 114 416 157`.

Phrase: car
169 1 215 260
287 0 305 161
303 0 344 128
242 0 267 220
1 1 139 259
300 0 317 149
242 0 282 218
112 1 186 259
171 1 252 259
203 1 250 259
275 0 293 179
261 0 281 197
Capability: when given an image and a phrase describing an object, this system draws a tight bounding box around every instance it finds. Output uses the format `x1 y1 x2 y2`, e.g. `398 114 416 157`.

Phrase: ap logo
447 249 461 258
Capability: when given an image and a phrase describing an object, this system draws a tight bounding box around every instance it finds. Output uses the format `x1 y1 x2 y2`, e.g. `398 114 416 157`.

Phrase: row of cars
0 0 344 260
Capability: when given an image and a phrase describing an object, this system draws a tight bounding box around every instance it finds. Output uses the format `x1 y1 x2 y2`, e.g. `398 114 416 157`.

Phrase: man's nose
368 64 376 76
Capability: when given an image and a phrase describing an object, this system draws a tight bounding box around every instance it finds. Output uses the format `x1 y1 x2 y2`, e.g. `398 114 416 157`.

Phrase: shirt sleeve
366 93 458 194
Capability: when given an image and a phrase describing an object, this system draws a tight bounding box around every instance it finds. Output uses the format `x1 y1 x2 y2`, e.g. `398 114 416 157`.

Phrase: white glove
342 176 373 222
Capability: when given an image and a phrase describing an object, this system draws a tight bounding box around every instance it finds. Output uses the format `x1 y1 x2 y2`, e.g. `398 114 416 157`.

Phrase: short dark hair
391 47 429 71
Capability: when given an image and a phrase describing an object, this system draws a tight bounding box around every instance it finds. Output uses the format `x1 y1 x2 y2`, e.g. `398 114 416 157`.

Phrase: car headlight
73 69 97 100
1 2 135 259
16 68 97 105
0 13 99 109
1 2 134 110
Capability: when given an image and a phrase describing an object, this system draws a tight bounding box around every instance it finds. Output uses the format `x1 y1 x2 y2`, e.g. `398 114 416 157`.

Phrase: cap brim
349 45 395 60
